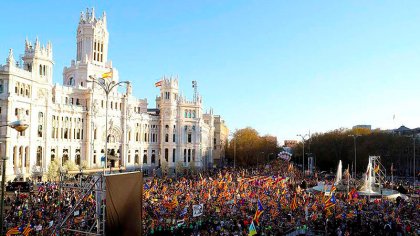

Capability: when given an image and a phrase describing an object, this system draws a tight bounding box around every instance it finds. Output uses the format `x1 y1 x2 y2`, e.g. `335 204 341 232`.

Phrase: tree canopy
292 128 416 176
226 127 280 167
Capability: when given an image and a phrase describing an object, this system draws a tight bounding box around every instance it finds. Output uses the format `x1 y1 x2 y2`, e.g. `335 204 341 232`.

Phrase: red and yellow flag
102 71 113 78
155 80 162 87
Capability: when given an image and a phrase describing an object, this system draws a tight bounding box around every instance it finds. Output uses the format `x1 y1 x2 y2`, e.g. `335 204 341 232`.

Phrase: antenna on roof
192 80 198 102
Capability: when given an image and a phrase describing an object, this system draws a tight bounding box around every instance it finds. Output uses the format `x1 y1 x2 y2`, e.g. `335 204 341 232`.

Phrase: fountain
361 159 375 194
335 160 342 185
311 157 400 199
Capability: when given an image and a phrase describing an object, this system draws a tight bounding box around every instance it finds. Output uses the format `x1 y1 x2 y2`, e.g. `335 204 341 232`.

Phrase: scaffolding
53 173 106 235
369 156 387 187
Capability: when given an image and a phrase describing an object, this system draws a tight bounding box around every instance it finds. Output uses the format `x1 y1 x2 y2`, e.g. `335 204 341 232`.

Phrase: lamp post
88 75 130 175
229 132 236 169
297 134 309 175
0 120 29 234
413 136 416 187
348 134 361 178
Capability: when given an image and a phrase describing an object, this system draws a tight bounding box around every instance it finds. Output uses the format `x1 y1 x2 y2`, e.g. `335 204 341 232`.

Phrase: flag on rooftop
155 80 162 87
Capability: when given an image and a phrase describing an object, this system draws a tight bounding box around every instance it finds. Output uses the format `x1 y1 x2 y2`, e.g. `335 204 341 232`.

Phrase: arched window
39 65 42 75
192 111 196 118
188 111 191 118
165 148 169 162
62 149 69 164
36 146 42 166
184 110 187 118
75 150 81 165
25 147 29 168
142 151 147 164
151 153 155 164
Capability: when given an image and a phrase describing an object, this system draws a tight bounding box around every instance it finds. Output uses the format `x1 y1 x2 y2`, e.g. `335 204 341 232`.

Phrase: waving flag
102 71 113 78
6 227 21 236
249 221 257 236
22 223 32 236
155 80 162 87
374 164 380 173
253 199 264 225
324 193 336 210
291 194 298 211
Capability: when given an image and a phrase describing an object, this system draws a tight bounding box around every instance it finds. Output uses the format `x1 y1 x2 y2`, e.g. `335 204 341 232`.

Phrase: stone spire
7 48 15 65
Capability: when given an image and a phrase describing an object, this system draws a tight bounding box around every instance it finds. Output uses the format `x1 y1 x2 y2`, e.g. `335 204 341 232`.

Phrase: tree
292 128 415 176
175 161 185 176
226 127 280 167
161 161 169 176
47 159 60 181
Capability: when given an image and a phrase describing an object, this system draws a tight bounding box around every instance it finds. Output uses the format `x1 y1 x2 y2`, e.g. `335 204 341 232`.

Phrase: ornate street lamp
87 75 130 175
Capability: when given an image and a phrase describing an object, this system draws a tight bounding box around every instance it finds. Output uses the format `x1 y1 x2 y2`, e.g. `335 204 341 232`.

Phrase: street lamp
228 132 237 169
88 75 130 175
348 134 361 178
0 120 29 234
297 134 309 175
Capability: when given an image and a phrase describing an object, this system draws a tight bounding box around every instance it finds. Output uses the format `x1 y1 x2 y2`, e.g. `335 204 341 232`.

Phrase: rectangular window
38 125 43 137
165 148 168 162
173 133 176 142
172 149 176 162
188 133 192 143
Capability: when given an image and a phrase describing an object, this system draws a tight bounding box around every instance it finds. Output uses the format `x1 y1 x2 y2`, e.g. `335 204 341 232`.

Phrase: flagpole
391 163 394 186
347 164 350 194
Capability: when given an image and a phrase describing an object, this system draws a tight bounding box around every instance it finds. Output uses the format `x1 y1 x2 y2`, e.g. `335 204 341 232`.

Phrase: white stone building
0 8 226 180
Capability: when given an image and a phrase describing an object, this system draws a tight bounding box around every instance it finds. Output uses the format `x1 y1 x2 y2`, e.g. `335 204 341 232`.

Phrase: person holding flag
253 199 264 225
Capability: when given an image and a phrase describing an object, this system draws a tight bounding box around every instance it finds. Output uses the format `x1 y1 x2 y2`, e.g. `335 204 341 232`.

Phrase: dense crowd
4 181 96 235
2 158 419 235
143 160 420 235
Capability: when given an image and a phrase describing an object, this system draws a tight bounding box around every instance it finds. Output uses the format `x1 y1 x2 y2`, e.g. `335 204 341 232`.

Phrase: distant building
212 116 229 167
392 125 420 136
352 125 372 130
284 140 298 148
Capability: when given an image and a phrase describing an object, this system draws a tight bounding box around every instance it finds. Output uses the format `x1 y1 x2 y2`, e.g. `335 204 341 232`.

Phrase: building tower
76 8 109 65
22 38 54 84
159 77 179 171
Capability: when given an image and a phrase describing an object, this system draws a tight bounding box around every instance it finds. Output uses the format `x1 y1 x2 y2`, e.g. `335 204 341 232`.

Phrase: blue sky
1 1 420 143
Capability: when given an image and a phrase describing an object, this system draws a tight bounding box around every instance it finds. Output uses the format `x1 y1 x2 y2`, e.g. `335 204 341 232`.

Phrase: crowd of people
4 181 96 235
143 160 420 235
2 158 419 235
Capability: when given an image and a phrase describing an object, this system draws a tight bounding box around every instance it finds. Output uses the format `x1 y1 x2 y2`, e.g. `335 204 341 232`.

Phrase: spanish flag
155 80 162 87
102 71 113 78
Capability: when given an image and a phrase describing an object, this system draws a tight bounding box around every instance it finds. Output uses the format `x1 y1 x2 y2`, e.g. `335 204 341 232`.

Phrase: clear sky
1 1 420 143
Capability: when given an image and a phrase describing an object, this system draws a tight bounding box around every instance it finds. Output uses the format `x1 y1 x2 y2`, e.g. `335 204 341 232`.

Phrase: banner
192 204 204 217
106 172 143 236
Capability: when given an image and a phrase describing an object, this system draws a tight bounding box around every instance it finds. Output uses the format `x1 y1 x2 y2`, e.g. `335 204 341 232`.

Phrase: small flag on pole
102 71 113 78
155 80 162 87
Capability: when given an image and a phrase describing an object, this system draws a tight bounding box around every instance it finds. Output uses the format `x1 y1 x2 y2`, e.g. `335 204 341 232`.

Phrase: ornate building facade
0 8 227 180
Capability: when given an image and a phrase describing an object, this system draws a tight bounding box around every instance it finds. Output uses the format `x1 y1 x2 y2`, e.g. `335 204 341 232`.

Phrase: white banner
192 204 204 217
